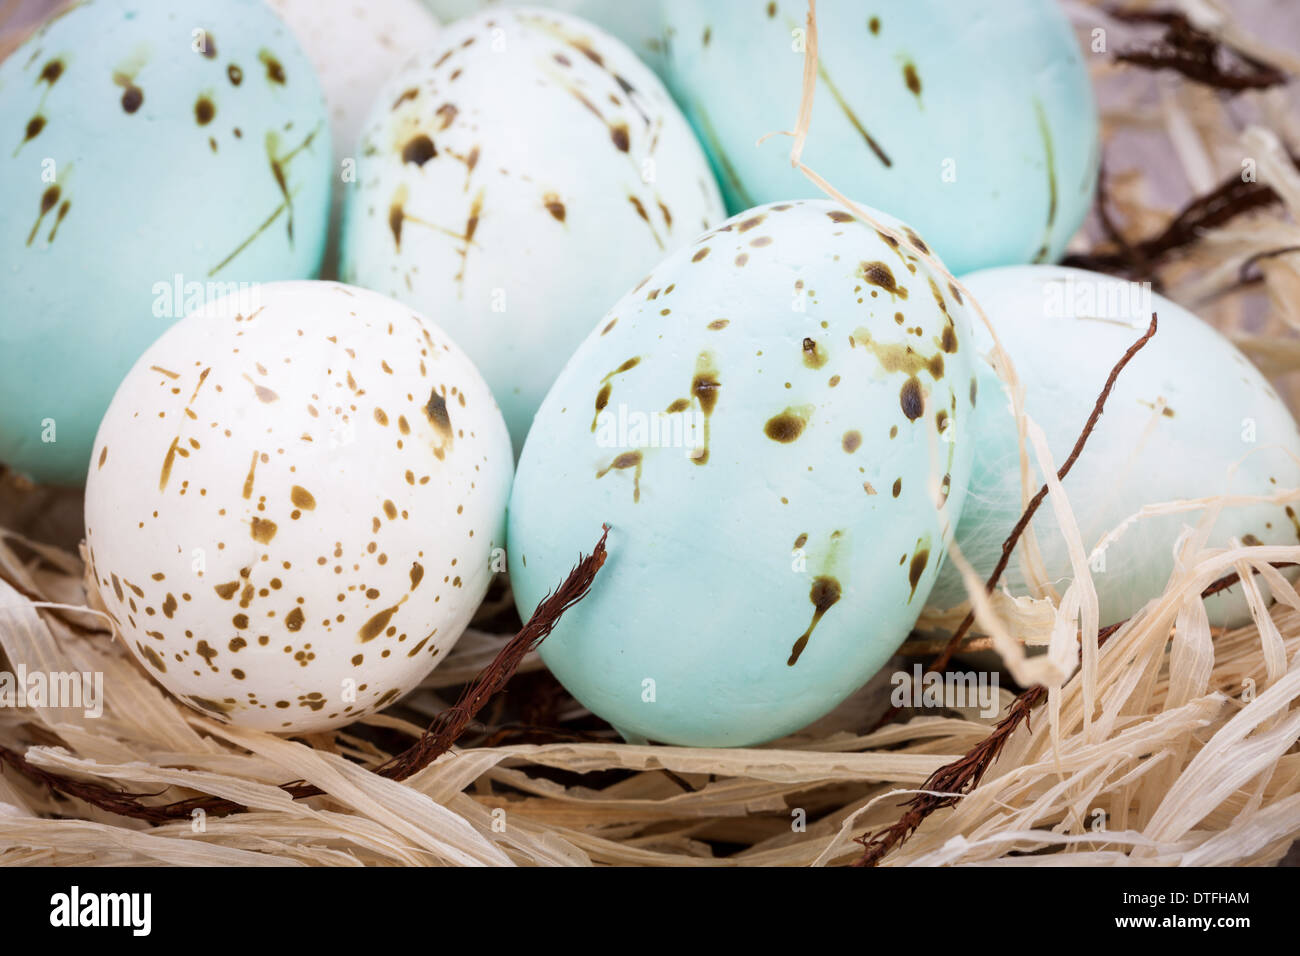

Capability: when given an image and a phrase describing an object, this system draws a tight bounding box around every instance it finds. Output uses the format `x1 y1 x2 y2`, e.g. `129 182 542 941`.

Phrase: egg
266 0 441 277
422 0 669 77
340 7 724 452
660 0 1099 275
83 280 513 733
508 199 976 747
925 265 1300 628
0 0 332 486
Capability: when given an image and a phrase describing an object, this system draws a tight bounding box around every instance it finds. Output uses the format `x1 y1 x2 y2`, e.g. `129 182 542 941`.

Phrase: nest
2 0 1300 866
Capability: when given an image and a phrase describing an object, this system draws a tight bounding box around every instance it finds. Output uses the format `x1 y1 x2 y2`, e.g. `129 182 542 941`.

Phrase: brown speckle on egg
543 192 566 222
402 134 436 167
900 377 924 421
764 408 808 443
259 49 286 84
115 72 143 113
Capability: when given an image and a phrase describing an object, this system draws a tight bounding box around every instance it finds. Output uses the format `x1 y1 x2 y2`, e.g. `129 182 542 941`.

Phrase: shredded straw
1 0 1299 866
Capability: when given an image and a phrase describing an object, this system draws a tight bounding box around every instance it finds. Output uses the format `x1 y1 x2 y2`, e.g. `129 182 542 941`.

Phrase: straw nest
2 0 1299 866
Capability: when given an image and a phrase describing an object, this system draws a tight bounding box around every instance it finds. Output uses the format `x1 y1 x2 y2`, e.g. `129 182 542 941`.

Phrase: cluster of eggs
2 0 1296 743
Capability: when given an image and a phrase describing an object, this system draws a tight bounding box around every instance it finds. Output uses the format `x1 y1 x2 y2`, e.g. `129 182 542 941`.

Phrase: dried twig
853 560 1293 867
872 312 1159 733
376 525 610 780
1108 7 1289 91
1063 157 1297 280
0 526 611 822
1236 245 1300 287
933 312 1158 674
855 315 1160 864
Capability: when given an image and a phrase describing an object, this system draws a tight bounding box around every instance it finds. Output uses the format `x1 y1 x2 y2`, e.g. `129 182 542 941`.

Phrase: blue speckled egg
926 265 1300 628
661 0 1099 275
339 8 723 454
508 199 976 747
0 0 331 486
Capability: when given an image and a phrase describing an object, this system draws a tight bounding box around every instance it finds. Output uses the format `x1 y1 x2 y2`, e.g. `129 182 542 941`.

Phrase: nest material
2 0 1300 866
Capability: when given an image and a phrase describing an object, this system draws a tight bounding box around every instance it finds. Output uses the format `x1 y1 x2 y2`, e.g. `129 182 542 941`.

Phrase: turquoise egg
661 0 1099 275
925 265 1300 628
508 199 976 746
0 0 331 486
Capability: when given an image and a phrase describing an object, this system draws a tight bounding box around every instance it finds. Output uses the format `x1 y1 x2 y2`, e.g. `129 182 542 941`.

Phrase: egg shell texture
422 0 670 78
661 0 1099 275
508 199 976 747
926 265 1300 628
0 0 332 486
267 0 441 277
340 6 724 452
84 280 513 733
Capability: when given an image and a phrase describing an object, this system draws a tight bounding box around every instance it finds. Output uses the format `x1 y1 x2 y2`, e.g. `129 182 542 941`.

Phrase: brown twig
854 314 1159 864
1093 162 1163 293
853 560 1293 867
1108 7 1289 91
934 313 1158 672
1063 158 1295 281
1236 245 1300 287
0 526 611 822
376 525 610 780
871 312 1159 734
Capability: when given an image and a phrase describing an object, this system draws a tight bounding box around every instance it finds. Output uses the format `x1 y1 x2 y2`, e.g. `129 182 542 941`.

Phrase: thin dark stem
1062 159 1294 281
870 312 1159 738
1108 7 1288 91
854 314 1164 864
853 559 1293 867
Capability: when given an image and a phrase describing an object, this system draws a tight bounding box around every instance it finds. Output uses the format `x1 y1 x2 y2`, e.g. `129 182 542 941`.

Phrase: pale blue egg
926 265 1300 628
509 199 976 746
661 0 1099 275
0 0 332 486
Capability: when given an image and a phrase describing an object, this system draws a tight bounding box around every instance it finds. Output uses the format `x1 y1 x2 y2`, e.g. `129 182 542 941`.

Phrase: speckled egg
423 0 669 77
84 280 512 733
508 199 976 747
926 265 1300 628
0 0 332 486
267 0 441 277
661 0 1099 275
340 7 724 452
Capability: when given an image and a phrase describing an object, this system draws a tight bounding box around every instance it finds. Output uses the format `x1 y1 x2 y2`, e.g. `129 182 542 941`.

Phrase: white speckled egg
423 0 669 77
661 0 1099 275
84 281 513 733
0 0 333 486
508 199 976 747
340 7 724 452
926 265 1300 628
267 0 441 276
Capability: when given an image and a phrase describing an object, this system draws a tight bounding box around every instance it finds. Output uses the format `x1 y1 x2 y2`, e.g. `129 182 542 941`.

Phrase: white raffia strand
1 0 1300 866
